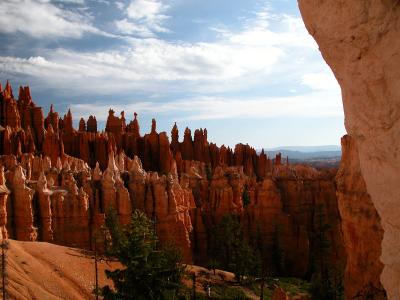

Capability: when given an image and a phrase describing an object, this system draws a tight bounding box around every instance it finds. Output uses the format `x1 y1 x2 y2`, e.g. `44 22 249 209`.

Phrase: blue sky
0 0 345 148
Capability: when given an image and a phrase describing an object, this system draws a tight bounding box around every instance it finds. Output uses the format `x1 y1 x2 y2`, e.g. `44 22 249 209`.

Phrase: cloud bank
0 0 343 137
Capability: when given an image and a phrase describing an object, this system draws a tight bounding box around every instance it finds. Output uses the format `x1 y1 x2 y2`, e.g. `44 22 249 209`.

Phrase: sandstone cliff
336 135 386 299
299 1 400 298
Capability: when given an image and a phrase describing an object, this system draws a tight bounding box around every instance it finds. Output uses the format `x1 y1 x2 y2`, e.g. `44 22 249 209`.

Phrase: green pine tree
310 204 343 300
100 208 185 300
271 224 285 276
242 187 250 207
208 214 261 283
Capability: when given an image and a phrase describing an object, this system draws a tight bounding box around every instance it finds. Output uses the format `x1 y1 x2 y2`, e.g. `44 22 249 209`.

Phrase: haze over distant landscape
0 0 345 148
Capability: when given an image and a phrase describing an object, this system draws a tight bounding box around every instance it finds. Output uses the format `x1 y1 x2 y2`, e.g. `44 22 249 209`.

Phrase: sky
0 0 345 149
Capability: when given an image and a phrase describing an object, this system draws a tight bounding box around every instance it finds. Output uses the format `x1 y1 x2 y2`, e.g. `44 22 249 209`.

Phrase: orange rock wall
336 135 386 299
0 82 344 274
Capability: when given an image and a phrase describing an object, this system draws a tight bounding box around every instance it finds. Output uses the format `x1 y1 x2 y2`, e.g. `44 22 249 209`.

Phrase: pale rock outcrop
115 173 132 225
128 156 147 211
101 168 117 212
10 166 37 241
0 167 9 240
93 162 102 181
61 172 90 248
35 172 54 242
163 173 194 261
50 189 67 245
298 1 400 297
207 166 237 221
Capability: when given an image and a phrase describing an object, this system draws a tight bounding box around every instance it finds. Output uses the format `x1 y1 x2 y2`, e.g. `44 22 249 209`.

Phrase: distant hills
258 145 342 168
262 145 341 160
266 145 341 153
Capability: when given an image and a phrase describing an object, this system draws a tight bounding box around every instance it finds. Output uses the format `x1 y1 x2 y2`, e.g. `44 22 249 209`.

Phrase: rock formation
299 1 400 297
34 172 54 242
0 82 344 274
10 166 37 241
336 135 386 299
0 167 9 240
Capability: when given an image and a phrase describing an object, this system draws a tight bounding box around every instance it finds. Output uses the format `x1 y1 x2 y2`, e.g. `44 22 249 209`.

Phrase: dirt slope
3 240 117 300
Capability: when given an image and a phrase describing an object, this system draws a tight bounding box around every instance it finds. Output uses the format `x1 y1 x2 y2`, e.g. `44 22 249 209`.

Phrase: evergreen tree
310 204 343 300
234 242 261 283
100 208 184 300
242 187 250 207
208 214 260 282
206 258 219 275
271 224 285 276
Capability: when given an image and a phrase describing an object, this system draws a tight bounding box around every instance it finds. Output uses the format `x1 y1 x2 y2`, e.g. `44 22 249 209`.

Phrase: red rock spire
79 118 86 132
87 115 97 133
18 86 32 106
4 80 13 99
132 112 140 138
151 118 157 134
170 122 179 154
181 127 194 160
63 109 74 133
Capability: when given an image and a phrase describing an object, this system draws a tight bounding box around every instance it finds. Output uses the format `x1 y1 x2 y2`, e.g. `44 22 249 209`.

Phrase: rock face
298 1 400 298
0 167 9 240
0 82 344 274
10 166 37 241
336 135 386 299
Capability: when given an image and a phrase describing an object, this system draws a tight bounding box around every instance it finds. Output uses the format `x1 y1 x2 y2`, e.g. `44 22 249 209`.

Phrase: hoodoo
0 82 345 275
299 1 400 298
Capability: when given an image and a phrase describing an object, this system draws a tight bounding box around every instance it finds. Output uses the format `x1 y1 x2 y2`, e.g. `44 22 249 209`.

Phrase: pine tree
242 187 250 207
310 204 343 300
100 208 185 300
271 224 285 276
208 214 261 282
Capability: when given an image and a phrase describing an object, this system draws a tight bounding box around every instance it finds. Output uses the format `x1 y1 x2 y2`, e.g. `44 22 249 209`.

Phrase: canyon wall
298 1 400 298
336 135 386 299
0 82 344 276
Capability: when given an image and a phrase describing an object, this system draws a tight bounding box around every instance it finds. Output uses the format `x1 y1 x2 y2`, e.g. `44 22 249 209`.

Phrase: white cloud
0 36 282 93
0 3 342 118
126 0 168 20
228 13 317 50
115 1 125 10
302 72 340 91
115 0 170 37
53 0 85 4
115 18 155 37
69 90 343 122
0 0 102 38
